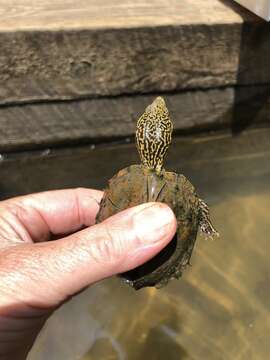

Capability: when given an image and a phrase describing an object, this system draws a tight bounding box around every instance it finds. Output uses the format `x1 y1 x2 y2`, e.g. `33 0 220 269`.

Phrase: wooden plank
0 86 269 152
0 0 250 30
0 128 269 200
0 0 269 105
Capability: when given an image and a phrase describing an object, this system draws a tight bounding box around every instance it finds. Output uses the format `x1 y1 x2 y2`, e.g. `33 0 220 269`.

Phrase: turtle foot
198 198 219 239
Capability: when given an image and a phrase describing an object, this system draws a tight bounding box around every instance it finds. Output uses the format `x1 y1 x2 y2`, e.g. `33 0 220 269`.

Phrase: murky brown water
29 128 270 360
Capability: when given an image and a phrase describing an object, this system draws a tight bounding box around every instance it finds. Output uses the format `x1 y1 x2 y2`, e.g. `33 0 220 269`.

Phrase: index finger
1 188 103 243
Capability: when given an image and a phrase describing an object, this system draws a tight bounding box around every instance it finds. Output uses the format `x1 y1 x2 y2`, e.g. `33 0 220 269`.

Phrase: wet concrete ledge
1 86 270 152
1 127 269 201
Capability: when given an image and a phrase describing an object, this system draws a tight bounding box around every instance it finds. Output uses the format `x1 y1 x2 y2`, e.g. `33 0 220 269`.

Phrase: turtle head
136 97 173 175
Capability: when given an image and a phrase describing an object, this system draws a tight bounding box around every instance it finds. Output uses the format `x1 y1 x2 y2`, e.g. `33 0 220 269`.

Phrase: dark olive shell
96 164 201 290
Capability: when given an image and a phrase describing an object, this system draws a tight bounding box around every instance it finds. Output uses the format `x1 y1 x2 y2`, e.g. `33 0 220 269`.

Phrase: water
29 128 270 360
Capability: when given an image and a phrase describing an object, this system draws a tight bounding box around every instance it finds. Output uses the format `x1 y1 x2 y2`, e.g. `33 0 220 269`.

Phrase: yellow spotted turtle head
136 97 173 175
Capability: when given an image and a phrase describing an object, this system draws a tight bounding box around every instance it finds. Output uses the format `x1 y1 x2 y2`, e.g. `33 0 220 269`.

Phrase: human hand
0 188 176 359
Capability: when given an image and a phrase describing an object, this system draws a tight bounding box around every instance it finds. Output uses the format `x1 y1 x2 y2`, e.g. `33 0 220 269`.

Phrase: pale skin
0 188 176 359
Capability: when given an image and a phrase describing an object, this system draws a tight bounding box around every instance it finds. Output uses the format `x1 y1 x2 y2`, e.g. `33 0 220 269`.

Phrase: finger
0 203 177 308
0 188 103 244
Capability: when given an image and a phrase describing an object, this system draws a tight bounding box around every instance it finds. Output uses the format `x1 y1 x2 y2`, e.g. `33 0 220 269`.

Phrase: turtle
96 96 218 290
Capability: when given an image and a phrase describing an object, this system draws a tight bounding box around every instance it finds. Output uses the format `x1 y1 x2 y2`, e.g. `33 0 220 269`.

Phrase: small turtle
96 97 218 290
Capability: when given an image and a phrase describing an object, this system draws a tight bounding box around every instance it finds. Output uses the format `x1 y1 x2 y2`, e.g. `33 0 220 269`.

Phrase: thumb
1 203 176 308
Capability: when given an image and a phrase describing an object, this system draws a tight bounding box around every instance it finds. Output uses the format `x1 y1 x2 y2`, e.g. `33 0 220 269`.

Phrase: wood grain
0 0 251 31
0 86 269 152
0 0 269 105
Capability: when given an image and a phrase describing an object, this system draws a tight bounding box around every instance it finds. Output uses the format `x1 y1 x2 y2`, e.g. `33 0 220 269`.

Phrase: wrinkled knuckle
0 202 28 244
90 224 126 265
1 201 20 216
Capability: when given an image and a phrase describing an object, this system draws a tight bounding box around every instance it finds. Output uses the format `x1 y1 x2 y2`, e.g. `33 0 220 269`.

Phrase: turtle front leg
198 198 219 239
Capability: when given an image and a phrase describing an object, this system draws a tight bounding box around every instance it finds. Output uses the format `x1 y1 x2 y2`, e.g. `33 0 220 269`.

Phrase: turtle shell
96 164 201 290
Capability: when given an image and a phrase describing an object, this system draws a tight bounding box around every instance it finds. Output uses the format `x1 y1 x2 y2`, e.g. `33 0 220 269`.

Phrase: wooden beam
0 86 269 152
0 0 269 105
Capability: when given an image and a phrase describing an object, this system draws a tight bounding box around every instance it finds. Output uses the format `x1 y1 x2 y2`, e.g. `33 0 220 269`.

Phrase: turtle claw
199 222 219 240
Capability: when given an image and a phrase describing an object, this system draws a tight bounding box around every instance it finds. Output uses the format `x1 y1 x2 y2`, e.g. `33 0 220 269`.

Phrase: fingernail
133 204 175 244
